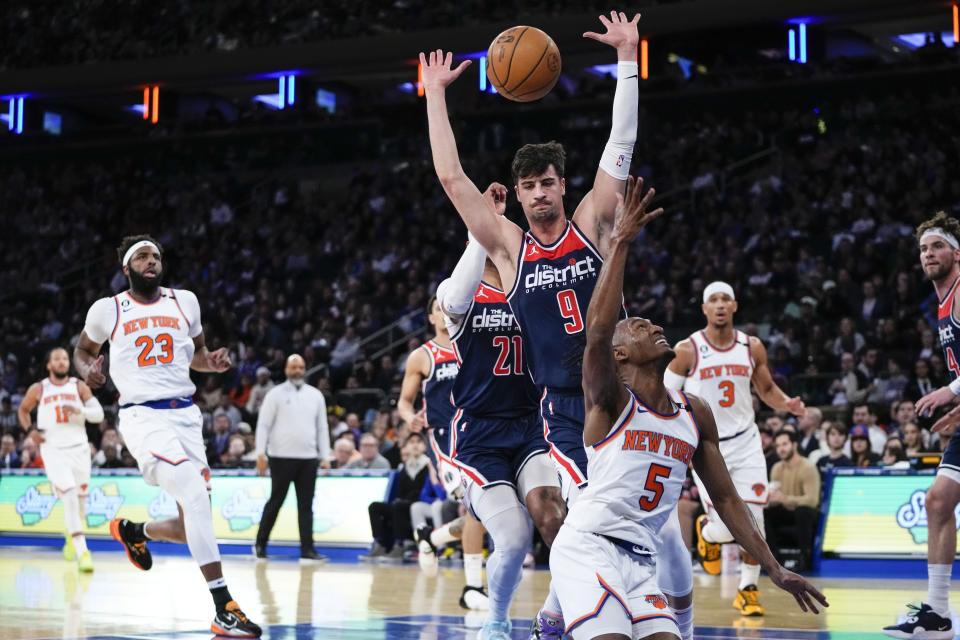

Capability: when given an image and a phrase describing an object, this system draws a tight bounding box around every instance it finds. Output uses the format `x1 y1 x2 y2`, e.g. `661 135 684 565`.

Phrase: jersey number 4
948 347 960 378
492 336 523 376
639 463 671 511
135 333 175 367
557 289 584 334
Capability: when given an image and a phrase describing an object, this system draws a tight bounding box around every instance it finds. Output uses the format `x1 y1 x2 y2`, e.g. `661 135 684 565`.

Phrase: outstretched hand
610 176 663 245
207 348 232 373
85 355 107 389
769 566 829 614
932 404 960 434
418 50 472 92
583 11 641 56
483 182 508 216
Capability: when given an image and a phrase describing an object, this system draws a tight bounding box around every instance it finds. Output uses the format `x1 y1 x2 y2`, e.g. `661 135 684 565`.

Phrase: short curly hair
116 234 163 264
915 211 960 244
511 141 566 183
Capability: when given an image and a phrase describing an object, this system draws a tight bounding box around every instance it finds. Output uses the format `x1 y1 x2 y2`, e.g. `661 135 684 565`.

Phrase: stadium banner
820 468 960 558
0 470 391 546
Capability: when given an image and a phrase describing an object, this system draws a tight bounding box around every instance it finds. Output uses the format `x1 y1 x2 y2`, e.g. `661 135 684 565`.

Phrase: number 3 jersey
450 282 539 419
507 220 604 391
83 288 202 405
681 330 755 440
565 388 700 550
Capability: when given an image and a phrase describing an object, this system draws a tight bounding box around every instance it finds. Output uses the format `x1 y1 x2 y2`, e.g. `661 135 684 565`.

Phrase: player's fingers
792 591 809 613
597 14 611 27
445 51 453 66
453 60 472 77
582 31 603 41
619 11 627 23
638 185 657 210
645 207 665 222
632 13 642 24
419 52 427 66
610 10 618 23
809 584 829 607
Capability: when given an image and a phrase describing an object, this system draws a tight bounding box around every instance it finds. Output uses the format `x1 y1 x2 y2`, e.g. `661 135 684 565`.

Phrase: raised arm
421 50 521 266
397 347 429 432
583 176 662 445
573 11 641 255
690 394 827 613
750 337 805 417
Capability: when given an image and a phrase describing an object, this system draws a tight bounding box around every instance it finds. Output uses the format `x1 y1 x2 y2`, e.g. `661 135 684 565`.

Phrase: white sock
61 488 88 554
207 577 227 590
72 534 88 555
143 521 155 540
928 564 952 615
739 562 761 590
431 524 457 548
542 582 563 619
464 553 484 588
673 604 693 640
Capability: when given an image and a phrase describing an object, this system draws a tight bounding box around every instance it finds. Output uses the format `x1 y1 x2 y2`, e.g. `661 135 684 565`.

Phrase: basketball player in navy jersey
421 11 694 638
398 296 490 611
436 183 566 640
884 211 960 639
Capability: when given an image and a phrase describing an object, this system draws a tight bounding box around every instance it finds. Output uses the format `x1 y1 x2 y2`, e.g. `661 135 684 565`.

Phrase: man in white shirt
245 367 274 416
254 354 330 562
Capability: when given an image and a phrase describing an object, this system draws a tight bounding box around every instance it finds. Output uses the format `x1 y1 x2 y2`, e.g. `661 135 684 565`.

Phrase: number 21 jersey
83 288 202 405
507 220 602 391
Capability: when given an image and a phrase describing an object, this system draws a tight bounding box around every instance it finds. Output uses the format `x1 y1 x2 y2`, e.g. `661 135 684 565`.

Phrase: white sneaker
477 619 511 640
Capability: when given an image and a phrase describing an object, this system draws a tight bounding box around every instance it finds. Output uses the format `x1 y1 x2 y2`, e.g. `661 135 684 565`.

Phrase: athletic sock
542 582 562 619
431 525 457 548
928 564 952 616
739 561 761 591
208 578 233 611
464 553 484 588
72 534 88 555
673 604 693 640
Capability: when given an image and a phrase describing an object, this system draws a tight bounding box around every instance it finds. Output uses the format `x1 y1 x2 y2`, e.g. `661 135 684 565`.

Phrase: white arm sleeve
82 397 104 424
663 368 687 391
82 298 117 344
173 289 203 338
598 61 639 181
436 235 487 335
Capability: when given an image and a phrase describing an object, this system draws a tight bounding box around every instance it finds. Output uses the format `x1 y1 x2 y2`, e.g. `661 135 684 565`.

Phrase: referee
254 354 330 561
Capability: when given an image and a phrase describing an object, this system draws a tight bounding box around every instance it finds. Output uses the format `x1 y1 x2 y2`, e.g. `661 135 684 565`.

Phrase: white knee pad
155 460 220 566
657 508 693 597
517 453 560 501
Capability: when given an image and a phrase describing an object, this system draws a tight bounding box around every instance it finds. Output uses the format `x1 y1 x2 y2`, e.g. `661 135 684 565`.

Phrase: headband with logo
122 240 160 266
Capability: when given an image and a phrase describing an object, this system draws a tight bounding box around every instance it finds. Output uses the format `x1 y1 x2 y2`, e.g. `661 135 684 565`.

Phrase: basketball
486 26 561 102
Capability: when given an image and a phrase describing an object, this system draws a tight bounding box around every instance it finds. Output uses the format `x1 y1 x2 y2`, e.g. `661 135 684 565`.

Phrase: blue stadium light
587 63 619 77
2 97 25 134
480 56 487 91
799 23 807 63
279 76 287 109
43 111 61 135
788 29 796 61
4 98 11 131
287 75 295 106
315 89 336 114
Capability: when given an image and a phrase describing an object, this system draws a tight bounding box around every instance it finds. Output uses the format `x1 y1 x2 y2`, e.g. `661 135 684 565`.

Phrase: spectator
409 459 452 545
830 352 870 405
759 422 778 474
330 436 359 469
0 433 20 469
850 403 887 455
228 375 254 414
831 318 865 356
20 432 43 468
207 414 234 463
245 366 275 416
881 437 909 469
796 407 823 458
364 433 431 560
904 359 937 402
0 397 17 435
849 425 880 467
199 377 223 412
767 431 821 571
348 433 391 470
93 427 133 467
815 422 854 477
891 400 918 433
901 422 926 456
330 326 361 374
219 435 252 469
213 394 242 429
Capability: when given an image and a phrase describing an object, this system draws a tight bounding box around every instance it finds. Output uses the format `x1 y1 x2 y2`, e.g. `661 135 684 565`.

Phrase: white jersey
682 330 755 440
83 288 202 406
565 387 700 552
37 377 88 448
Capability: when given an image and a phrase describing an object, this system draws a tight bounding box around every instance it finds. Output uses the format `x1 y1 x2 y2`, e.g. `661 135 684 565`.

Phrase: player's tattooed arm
690 394 828 614
190 334 231 373
583 176 661 445
73 332 106 389
749 337 805 417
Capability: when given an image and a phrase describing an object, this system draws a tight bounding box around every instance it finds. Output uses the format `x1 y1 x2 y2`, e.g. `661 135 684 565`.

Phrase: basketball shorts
540 387 589 495
427 423 452 462
692 426 768 508
40 442 91 496
451 410 549 491
118 404 210 489
938 430 960 484
550 525 680 639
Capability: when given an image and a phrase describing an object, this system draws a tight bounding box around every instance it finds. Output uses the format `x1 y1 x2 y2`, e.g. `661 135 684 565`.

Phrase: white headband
920 228 959 250
703 281 735 303
123 240 160 266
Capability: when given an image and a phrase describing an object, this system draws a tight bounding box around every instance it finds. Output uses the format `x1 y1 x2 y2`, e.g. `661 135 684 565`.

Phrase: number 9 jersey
83 288 202 405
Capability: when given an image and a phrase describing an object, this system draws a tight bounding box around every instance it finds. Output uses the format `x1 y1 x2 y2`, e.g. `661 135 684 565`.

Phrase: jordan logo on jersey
471 307 516 331
698 364 750 380
122 315 182 336
621 430 695 464
524 256 597 290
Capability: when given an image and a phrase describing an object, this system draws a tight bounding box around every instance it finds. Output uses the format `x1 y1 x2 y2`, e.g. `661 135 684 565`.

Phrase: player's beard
925 261 954 283
50 369 68 380
527 202 560 224
129 265 162 297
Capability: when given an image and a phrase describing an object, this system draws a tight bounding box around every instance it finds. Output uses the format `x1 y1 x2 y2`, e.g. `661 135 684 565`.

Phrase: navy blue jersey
938 277 960 381
450 282 539 419
507 220 605 391
420 340 458 430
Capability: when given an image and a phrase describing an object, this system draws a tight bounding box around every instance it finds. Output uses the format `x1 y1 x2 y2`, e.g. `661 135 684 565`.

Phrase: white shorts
118 404 209 489
550 525 680 639
40 442 91 496
693 427 768 508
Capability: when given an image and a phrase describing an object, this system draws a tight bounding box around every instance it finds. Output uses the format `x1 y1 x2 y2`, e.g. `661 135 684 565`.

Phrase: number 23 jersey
83 288 202 405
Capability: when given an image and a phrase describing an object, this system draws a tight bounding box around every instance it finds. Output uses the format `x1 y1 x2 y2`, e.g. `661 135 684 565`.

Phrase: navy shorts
450 410 548 489
940 430 960 476
427 424 452 465
540 387 589 487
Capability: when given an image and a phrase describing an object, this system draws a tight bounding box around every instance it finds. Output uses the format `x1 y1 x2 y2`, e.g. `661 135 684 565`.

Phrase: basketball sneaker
733 584 764 616
695 515 721 576
210 600 262 638
460 585 491 611
882 603 953 639
109 518 152 571
416 524 438 571
77 550 94 573
477 619 511 640
62 537 76 562
528 609 565 639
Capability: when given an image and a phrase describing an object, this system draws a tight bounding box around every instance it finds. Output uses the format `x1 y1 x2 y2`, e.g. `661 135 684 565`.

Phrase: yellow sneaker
733 585 764 616
77 550 94 573
695 514 721 576
62 539 76 562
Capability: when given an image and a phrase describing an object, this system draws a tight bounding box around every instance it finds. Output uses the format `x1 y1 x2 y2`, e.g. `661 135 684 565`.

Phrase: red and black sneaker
109 518 153 571
211 601 263 638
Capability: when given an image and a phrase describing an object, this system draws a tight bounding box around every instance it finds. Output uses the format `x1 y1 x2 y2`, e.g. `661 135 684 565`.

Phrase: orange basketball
487 26 561 103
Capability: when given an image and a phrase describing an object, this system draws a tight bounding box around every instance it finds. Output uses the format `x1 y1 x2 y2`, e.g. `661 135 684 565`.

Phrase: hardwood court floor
0 547 952 639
